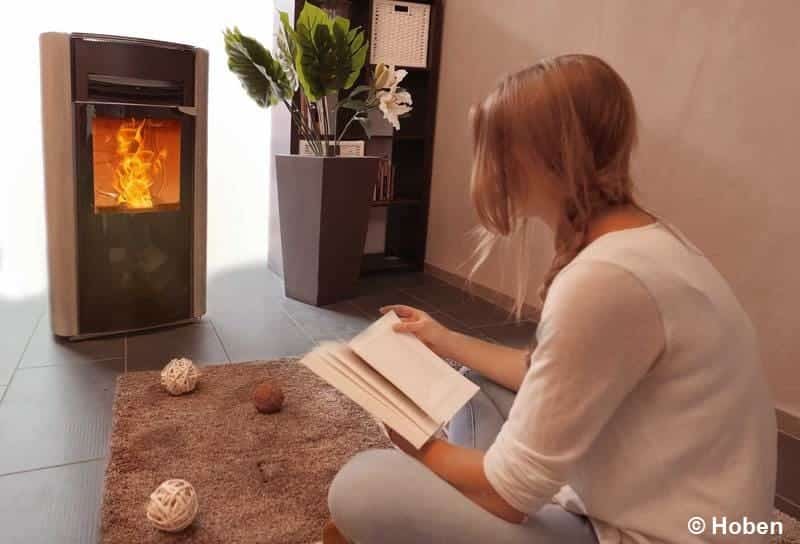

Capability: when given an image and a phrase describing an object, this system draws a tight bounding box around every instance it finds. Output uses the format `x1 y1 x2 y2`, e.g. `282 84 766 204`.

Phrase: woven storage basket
370 1 431 68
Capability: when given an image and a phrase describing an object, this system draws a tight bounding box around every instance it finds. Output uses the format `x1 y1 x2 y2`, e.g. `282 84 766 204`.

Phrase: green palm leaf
294 2 368 102
277 11 298 93
223 27 293 108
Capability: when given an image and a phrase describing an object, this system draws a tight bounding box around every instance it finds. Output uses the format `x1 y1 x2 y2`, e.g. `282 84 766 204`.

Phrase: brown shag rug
774 510 800 544
100 359 391 544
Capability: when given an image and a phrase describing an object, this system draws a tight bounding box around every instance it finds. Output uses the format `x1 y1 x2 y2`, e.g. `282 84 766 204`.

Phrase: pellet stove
40 33 208 339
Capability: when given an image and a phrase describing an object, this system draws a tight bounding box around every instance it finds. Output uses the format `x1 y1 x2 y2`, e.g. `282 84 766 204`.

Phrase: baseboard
777 408 800 518
423 262 541 321
777 408 800 439
775 495 800 520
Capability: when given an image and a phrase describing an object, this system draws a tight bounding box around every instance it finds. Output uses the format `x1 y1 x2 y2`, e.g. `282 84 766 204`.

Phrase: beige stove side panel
40 32 78 337
192 48 208 319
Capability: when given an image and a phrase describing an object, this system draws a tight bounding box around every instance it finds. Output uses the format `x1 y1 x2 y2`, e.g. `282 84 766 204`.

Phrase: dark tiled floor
20 315 124 369
0 265 536 543
280 299 371 343
399 281 517 328
0 359 122 475
0 459 106 544
125 322 228 371
349 287 439 318
473 320 538 349
0 294 45 384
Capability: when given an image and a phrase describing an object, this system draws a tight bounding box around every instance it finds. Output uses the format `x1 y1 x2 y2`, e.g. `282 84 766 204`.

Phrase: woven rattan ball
253 381 285 414
160 357 199 396
146 479 199 533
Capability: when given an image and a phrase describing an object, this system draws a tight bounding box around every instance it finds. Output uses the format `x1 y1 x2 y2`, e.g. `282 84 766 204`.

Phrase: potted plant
223 1 413 306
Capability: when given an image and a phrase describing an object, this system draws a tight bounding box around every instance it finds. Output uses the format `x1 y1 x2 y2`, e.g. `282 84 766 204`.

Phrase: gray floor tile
403 282 515 328
0 294 45 384
473 320 538 349
0 360 121 475
125 321 229 371
0 459 105 544
206 265 315 361
356 272 449 296
207 263 285 315
19 314 123 369
427 311 473 335
281 299 371 342
398 279 469 309
349 288 438 319
212 299 314 362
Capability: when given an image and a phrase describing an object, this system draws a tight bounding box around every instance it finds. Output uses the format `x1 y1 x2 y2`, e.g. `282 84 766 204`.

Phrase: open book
300 311 479 449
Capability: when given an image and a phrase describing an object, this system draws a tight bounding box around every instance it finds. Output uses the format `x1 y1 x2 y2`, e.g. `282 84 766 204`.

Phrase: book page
300 344 433 449
314 348 431 442
348 311 479 425
323 343 439 437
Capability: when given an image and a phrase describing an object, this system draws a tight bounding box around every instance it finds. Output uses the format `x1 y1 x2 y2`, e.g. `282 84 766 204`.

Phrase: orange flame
113 119 168 209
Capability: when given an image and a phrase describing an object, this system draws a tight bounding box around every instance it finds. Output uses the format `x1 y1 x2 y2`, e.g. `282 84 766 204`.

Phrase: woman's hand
379 305 453 356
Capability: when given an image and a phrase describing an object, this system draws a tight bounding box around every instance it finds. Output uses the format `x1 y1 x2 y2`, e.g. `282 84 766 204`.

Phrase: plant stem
320 96 332 156
335 104 378 148
282 98 324 156
289 109 317 153
335 114 358 147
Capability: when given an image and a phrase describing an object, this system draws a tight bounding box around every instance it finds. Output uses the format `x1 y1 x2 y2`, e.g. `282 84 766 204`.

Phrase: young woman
327 55 777 543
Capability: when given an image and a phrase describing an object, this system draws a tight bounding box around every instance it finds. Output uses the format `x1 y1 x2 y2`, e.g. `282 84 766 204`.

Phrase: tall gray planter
275 155 378 306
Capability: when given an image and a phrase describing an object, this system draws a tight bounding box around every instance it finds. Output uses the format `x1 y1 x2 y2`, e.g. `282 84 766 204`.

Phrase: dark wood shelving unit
361 253 417 273
370 198 423 207
396 134 427 141
290 0 443 276
397 65 431 72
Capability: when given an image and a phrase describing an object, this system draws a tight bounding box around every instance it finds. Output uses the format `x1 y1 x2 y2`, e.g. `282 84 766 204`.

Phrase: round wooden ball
146 479 198 533
253 382 284 414
160 357 199 396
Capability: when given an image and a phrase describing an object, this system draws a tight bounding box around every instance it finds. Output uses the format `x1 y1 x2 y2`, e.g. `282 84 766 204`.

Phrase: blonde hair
469 54 638 317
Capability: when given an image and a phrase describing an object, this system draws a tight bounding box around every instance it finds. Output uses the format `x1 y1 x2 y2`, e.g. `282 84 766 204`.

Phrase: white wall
0 0 275 299
427 0 800 415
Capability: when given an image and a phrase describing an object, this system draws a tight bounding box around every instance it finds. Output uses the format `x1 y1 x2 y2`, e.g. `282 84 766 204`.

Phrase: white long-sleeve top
483 220 777 543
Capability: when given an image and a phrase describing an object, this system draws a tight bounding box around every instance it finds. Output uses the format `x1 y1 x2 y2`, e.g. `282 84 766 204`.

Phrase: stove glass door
75 102 195 334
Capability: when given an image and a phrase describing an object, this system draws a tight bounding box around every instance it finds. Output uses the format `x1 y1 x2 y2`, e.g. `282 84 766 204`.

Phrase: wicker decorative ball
160 357 200 396
146 479 199 533
253 381 285 414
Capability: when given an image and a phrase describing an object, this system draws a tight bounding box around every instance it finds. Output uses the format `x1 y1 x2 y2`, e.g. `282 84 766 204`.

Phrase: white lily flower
378 90 413 130
373 63 408 91
393 90 412 105
391 68 408 89
374 64 413 130
374 63 392 89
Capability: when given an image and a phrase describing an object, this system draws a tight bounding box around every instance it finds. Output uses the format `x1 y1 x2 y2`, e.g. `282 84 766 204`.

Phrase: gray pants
328 370 599 544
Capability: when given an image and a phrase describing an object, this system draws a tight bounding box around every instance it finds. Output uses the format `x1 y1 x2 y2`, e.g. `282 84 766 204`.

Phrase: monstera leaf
223 27 293 107
293 2 368 102
276 11 299 93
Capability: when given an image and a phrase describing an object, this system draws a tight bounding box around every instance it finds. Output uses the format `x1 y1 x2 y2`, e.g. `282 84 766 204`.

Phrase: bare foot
322 519 350 544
